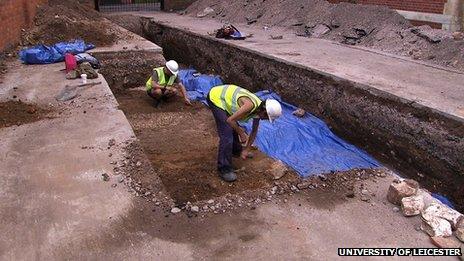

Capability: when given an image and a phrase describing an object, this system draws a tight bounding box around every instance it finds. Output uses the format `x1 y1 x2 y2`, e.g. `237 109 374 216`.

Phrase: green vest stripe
209 85 262 122
230 87 242 113
220 84 229 110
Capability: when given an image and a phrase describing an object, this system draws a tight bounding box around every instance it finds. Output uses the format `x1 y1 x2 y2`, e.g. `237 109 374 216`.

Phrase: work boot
153 98 162 108
232 152 241 158
219 169 237 182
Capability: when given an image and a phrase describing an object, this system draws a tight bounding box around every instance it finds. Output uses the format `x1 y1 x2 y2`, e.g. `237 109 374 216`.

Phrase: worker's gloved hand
238 131 248 144
240 148 250 160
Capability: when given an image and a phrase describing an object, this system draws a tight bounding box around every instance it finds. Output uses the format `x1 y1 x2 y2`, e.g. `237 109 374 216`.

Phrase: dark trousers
207 97 242 172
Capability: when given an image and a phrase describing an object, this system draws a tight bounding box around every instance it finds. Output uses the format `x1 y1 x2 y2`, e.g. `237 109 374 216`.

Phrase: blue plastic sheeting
19 40 95 64
179 69 380 177
178 69 223 103
432 193 455 209
243 91 380 177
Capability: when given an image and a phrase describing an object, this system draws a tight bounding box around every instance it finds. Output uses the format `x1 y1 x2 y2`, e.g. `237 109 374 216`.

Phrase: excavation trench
113 88 298 204
147 17 464 208
102 15 463 210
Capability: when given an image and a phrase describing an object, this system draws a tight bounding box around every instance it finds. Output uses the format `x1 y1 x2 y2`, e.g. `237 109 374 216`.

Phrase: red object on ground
65 53 77 72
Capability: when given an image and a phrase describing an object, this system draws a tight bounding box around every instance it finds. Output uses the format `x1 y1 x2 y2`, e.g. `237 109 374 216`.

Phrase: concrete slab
0 62 116 114
134 12 464 121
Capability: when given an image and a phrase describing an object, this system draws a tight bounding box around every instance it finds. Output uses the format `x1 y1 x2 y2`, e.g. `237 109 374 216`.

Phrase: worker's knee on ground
165 88 178 96
151 88 162 98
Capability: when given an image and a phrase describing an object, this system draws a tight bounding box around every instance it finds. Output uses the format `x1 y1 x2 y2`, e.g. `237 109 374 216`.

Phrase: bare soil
96 51 166 92
0 101 51 128
21 0 117 47
0 56 8 81
118 133 388 214
115 88 298 204
186 0 464 71
104 14 146 37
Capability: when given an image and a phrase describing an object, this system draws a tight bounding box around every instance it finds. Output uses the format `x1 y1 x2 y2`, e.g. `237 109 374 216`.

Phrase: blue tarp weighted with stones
179 69 380 177
19 40 95 64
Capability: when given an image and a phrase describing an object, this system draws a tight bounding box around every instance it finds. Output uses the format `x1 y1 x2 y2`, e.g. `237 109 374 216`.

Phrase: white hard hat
265 99 282 123
165 60 179 76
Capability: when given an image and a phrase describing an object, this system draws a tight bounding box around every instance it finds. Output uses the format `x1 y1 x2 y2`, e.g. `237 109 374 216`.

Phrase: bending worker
207 84 282 182
146 60 191 106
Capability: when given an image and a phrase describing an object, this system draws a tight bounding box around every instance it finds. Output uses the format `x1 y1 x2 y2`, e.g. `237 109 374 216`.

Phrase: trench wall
141 18 464 209
93 50 165 92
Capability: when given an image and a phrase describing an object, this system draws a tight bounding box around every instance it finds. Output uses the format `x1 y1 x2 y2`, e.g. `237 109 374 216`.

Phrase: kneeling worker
146 60 191 106
207 84 282 182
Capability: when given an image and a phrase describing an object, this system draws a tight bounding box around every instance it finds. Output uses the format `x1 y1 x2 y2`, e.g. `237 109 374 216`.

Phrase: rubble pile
186 0 464 71
387 179 464 247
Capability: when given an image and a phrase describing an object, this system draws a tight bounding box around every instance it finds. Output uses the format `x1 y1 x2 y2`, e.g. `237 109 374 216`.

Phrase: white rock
401 195 425 216
170 207 181 214
421 217 452 237
422 202 463 230
207 199 214 204
270 186 277 195
417 189 440 209
191 206 199 212
269 161 288 180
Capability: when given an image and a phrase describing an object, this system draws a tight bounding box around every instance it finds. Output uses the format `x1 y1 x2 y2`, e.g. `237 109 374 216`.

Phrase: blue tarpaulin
19 40 95 64
179 69 380 177
178 69 223 102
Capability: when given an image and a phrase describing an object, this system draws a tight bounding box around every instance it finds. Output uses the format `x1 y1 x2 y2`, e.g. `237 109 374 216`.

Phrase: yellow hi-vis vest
146 67 177 91
209 85 262 122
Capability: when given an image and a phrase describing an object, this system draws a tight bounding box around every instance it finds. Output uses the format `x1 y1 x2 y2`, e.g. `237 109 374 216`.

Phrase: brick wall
328 0 446 14
163 0 195 11
0 0 48 51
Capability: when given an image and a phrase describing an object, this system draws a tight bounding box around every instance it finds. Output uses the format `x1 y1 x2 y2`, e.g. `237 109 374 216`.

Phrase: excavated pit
102 15 463 210
113 88 298 204
128 17 464 210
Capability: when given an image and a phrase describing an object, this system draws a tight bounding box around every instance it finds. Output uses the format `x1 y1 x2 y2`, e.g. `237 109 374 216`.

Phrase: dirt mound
0 101 51 128
186 0 408 30
21 1 117 47
186 0 464 71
